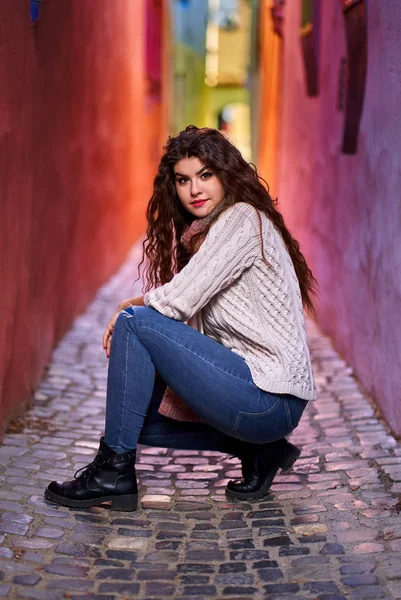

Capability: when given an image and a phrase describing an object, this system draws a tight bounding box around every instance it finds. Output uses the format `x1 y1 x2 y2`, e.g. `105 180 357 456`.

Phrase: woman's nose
190 179 202 196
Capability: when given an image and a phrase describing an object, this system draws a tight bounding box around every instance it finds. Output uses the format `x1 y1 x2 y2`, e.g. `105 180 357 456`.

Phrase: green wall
204 86 249 129
173 42 207 132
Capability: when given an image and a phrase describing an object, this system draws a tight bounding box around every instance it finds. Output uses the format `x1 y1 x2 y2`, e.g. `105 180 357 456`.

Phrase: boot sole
225 447 302 501
44 488 139 511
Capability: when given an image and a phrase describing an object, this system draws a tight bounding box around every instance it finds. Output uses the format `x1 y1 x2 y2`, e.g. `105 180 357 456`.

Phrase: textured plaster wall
276 1 401 433
256 0 282 196
0 0 155 435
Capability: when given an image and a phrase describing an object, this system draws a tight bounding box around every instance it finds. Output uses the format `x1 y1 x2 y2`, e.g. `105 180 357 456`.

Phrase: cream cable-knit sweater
144 202 317 401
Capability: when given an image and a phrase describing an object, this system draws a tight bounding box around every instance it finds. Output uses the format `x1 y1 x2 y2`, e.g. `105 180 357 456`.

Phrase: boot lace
73 456 104 480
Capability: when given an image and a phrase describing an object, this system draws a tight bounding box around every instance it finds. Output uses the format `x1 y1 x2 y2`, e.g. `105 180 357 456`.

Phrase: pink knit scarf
180 216 209 253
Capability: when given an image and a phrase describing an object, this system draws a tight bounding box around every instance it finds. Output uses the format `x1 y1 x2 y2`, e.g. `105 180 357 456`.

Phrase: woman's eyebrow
174 166 209 177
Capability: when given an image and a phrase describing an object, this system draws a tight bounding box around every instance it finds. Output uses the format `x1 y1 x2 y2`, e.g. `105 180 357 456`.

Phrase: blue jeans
104 306 307 453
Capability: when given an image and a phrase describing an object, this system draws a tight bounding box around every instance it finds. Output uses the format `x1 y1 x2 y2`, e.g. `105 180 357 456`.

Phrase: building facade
256 0 401 434
0 0 168 435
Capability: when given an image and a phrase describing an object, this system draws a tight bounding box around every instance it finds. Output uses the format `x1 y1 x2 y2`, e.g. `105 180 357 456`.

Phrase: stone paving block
138 569 176 580
352 543 384 554
177 563 216 574
257 568 284 582
216 573 255 585
180 574 211 584
141 494 173 509
320 543 345 554
146 581 176 595
47 579 93 591
349 586 386 598
18 591 64 600
342 573 379 586
253 560 278 570
292 523 328 536
0 521 29 535
18 539 55 551
22 552 46 564
13 574 41 586
33 527 64 539
0 500 24 513
182 584 217 595
98 582 140 593
43 563 89 577
222 586 258 595
108 536 149 551
263 582 300 594
304 581 341 593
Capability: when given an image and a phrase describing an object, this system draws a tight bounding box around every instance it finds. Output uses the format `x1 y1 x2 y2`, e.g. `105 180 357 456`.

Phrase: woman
45 125 317 511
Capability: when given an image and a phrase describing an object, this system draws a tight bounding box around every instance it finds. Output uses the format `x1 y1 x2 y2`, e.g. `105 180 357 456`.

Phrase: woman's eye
201 172 212 179
177 178 187 185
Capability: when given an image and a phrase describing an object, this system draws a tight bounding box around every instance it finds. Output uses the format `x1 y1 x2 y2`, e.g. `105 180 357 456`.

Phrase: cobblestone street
1 246 401 600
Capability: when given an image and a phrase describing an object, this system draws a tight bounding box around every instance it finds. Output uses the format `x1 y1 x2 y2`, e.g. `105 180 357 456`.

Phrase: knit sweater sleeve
144 203 260 321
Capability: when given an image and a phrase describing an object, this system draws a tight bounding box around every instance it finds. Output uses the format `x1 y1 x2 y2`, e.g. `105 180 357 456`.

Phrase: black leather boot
44 438 138 511
225 438 301 500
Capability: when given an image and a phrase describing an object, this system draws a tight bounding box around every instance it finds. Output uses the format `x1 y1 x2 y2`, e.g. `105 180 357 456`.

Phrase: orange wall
256 1 282 197
0 0 159 435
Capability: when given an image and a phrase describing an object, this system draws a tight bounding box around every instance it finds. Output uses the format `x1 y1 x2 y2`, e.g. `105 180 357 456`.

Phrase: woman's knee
114 306 136 336
116 305 157 334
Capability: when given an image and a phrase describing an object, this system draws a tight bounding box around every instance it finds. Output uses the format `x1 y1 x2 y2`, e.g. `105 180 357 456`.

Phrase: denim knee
120 305 156 325
117 304 140 333
114 306 135 334
123 305 135 317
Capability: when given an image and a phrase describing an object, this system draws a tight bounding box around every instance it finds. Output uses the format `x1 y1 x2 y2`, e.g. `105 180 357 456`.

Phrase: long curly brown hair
139 125 317 313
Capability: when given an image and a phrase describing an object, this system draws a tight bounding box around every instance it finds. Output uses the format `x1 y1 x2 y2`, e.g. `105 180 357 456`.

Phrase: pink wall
276 1 401 433
0 0 158 436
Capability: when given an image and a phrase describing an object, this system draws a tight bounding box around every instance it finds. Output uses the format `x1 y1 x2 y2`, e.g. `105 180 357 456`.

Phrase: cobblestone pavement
1 246 401 600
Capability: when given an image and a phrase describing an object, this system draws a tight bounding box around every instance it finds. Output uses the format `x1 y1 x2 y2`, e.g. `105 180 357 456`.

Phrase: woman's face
173 156 225 218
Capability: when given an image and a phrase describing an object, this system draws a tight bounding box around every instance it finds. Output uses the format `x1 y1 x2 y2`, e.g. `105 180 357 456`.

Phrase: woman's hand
103 305 123 358
103 297 144 358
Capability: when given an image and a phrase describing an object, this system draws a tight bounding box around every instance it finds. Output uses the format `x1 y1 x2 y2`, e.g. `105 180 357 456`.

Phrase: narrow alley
2 1 401 599
1 246 400 600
